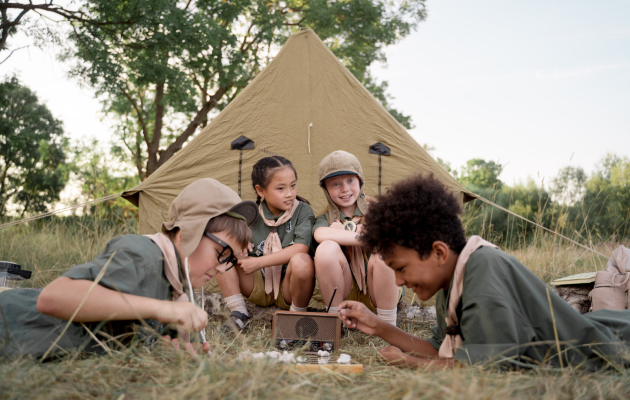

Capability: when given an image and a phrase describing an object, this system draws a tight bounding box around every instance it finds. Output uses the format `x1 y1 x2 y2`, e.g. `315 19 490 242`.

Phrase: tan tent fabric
123 28 476 236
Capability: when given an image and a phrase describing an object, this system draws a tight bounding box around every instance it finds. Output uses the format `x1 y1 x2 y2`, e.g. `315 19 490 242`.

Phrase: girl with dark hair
215 156 315 332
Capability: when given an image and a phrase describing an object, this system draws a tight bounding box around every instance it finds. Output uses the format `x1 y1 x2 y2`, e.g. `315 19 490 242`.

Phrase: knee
315 240 341 262
290 253 315 281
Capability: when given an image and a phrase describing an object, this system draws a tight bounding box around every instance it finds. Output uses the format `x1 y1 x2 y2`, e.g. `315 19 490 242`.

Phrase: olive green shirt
312 207 369 264
0 235 172 358
429 246 630 370
248 200 315 276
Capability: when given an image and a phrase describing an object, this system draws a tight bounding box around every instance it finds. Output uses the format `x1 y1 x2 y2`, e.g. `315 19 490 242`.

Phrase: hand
238 256 263 275
162 335 211 357
338 300 385 336
330 220 344 230
155 301 208 332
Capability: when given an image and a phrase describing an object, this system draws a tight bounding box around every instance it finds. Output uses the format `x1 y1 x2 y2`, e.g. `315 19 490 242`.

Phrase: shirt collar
261 200 285 221
340 206 363 221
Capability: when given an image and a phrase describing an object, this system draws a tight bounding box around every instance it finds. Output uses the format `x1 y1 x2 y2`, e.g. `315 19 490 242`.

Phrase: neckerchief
260 199 300 299
145 233 192 342
438 236 498 359
341 214 367 294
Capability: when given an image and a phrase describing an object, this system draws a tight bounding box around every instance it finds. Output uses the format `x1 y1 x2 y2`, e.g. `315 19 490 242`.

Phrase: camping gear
0 262 31 288
589 246 630 311
122 28 475 236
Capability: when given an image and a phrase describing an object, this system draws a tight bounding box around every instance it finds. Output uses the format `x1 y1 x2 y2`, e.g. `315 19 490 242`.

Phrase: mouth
205 273 215 280
338 194 353 201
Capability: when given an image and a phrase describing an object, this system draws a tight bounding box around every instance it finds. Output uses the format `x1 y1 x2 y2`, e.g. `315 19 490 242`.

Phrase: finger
339 308 362 319
171 338 180 350
202 342 211 354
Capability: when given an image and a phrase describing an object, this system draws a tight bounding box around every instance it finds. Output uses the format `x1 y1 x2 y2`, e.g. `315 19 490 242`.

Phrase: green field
1 217 629 399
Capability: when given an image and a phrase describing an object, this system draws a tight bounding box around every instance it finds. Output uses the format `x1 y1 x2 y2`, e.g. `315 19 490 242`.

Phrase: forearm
37 277 164 322
376 322 440 358
313 227 360 246
383 352 456 369
254 243 310 269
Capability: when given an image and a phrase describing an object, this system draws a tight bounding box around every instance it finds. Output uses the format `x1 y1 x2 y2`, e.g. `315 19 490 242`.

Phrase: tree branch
156 85 229 168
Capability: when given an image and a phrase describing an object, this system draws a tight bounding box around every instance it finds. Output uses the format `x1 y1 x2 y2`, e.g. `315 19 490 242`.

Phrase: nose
215 264 227 274
394 272 405 287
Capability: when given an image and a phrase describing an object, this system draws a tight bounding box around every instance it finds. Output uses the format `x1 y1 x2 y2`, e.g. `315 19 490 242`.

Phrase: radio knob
323 342 332 351
279 340 287 349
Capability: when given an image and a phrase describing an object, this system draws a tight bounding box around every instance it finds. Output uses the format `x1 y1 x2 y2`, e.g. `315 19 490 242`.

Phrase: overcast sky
3 0 629 189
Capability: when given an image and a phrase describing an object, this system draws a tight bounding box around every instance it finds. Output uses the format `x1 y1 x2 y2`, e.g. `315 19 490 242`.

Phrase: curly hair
359 174 467 259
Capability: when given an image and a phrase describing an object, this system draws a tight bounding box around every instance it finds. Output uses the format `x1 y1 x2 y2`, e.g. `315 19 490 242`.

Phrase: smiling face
323 174 361 216
382 242 457 301
179 230 246 288
255 166 297 217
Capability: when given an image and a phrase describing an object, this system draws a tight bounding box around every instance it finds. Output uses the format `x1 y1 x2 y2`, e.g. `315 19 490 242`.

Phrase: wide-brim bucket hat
163 178 258 257
318 150 369 223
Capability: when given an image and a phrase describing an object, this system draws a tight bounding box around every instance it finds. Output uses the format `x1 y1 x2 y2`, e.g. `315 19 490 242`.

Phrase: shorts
244 269 290 310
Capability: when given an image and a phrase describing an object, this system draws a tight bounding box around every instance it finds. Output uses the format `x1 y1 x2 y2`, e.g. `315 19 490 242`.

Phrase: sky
2 0 630 192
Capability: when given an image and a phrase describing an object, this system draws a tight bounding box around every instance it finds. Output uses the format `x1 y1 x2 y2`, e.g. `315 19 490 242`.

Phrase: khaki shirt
312 207 369 264
248 200 315 276
0 235 171 358
429 246 630 370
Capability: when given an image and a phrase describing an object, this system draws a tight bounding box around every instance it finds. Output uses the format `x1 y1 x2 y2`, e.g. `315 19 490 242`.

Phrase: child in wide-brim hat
0 178 257 358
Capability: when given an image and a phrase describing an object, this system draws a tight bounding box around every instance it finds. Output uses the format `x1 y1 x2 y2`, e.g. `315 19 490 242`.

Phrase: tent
122 28 475 235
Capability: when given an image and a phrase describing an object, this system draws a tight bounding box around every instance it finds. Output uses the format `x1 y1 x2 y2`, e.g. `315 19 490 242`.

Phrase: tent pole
238 150 243 196
378 155 382 195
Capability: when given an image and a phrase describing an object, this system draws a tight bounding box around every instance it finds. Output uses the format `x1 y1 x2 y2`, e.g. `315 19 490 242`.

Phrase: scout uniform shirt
312 206 369 264
0 235 172 358
249 200 314 279
429 246 630 370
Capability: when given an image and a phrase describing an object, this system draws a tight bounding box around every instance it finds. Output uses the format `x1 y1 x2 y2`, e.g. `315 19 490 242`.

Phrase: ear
254 184 265 198
432 241 450 266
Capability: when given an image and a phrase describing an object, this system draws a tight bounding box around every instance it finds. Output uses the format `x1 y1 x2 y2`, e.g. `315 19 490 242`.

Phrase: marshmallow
317 350 330 357
337 354 351 364
296 356 308 363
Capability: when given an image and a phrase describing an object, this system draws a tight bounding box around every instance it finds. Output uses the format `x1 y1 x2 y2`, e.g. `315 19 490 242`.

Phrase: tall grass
1 204 629 399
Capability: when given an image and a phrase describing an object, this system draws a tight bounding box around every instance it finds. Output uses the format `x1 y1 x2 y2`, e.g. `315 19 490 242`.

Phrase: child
216 156 315 332
339 174 630 370
0 178 257 358
313 150 400 326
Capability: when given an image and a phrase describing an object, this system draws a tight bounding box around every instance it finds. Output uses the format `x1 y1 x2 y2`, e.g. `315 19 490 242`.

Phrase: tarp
123 28 476 235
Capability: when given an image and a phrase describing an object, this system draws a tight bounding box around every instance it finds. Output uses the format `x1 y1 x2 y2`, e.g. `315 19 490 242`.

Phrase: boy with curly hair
339 174 630 370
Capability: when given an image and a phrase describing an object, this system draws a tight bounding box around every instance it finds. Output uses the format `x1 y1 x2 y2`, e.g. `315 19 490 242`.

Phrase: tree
578 154 630 240
0 76 69 217
0 0 135 60
549 166 587 205
63 0 427 179
459 158 504 190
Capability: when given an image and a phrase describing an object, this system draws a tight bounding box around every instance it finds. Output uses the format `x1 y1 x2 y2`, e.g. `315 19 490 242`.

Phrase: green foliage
0 76 69 217
62 0 426 178
71 139 140 221
459 158 504 190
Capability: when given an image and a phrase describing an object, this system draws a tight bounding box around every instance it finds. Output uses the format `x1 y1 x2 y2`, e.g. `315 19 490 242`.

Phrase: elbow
36 288 57 316
36 278 66 317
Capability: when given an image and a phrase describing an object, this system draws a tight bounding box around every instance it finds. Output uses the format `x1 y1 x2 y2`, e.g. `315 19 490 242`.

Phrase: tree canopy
62 0 427 179
0 76 69 217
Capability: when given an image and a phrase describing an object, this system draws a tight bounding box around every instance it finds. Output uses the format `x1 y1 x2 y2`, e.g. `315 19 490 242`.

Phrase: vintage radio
271 311 341 354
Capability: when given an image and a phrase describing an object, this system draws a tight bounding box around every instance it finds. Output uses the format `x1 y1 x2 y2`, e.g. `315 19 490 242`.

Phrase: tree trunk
145 82 165 177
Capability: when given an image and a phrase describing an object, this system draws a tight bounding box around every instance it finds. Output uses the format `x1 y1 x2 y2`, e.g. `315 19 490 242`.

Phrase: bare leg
282 253 315 308
314 240 352 308
367 255 398 310
215 264 256 298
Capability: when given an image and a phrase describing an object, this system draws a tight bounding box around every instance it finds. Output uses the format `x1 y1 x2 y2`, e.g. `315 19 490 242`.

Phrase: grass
1 215 630 399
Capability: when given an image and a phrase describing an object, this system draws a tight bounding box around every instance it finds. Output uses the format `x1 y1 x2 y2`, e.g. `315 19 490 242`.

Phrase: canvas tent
123 28 476 235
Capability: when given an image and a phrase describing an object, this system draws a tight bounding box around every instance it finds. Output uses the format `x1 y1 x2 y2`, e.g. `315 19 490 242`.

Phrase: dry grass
1 216 630 399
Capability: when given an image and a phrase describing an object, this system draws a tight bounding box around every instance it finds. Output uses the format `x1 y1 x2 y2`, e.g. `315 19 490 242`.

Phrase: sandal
220 311 250 333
